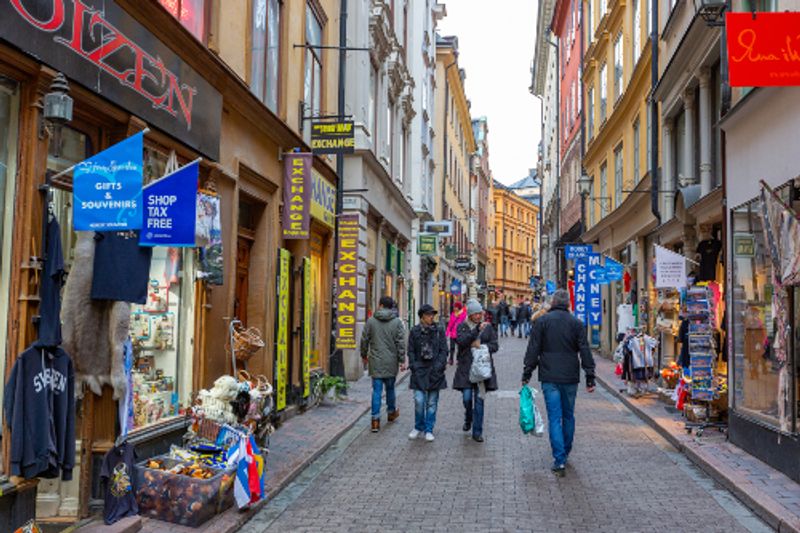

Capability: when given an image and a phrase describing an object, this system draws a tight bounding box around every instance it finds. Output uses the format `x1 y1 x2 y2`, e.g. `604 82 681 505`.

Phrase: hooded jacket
4 345 76 480
522 304 596 386
407 323 448 391
360 308 406 378
453 320 499 391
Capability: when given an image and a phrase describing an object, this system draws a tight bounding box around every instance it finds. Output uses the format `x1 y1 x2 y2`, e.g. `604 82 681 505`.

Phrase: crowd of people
360 290 595 477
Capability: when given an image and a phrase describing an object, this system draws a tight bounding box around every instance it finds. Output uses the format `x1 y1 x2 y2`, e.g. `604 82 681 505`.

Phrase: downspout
649 0 661 223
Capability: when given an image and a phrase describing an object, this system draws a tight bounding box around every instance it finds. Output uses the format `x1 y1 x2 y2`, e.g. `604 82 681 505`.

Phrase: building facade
472 117 493 303
433 36 476 316
491 182 539 302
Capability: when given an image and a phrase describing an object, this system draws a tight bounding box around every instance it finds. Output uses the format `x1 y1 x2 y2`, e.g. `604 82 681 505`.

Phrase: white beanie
466 299 483 316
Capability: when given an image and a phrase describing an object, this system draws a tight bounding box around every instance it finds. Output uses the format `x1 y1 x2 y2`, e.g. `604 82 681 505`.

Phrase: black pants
449 338 457 360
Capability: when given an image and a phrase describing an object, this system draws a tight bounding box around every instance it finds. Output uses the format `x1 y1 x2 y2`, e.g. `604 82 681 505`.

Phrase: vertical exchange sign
283 153 312 239
302 257 312 399
335 213 360 349
587 253 603 326
574 258 589 323
275 248 291 411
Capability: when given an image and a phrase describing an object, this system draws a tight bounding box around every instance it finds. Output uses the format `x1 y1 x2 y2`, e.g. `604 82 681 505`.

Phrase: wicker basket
228 324 265 361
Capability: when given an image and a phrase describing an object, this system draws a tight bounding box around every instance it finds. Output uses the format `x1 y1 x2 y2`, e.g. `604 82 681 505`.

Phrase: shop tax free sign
726 12 800 87
0 0 222 159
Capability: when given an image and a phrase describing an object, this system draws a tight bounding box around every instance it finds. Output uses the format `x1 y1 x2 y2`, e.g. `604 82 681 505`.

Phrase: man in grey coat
361 296 406 433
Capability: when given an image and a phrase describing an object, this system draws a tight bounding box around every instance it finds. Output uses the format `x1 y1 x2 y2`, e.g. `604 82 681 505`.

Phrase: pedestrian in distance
454 299 499 443
518 299 533 338
407 304 448 442
445 301 467 365
522 289 596 476
360 296 406 433
509 302 519 337
498 297 510 337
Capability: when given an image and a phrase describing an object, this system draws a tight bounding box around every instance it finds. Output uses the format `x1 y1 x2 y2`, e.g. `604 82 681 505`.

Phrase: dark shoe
463 421 472 432
551 463 566 477
371 419 380 433
472 435 484 443
448 357 454 366
388 409 400 423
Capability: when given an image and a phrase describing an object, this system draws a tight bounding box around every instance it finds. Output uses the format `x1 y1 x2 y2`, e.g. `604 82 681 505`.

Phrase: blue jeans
462 386 485 437
541 382 578 465
500 316 510 336
414 390 440 433
371 377 397 419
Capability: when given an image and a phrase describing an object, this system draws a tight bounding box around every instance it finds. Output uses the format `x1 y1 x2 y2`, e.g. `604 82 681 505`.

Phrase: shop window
303 5 323 144
158 0 207 42
731 198 782 426
250 0 281 112
0 77 20 425
49 134 195 432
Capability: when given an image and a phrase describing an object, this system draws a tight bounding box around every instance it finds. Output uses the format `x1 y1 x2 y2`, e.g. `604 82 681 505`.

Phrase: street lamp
694 0 727 26
578 173 592 236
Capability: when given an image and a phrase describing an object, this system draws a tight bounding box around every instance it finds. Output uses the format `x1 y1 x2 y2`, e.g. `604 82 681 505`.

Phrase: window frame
158 0 209 43
249 0 282 112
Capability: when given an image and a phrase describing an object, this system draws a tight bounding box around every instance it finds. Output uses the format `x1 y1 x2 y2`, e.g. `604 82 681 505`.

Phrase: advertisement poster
335 213 360 349
302 257 312 399
283 153 312 239
140 160 198 247
726 12 800 87
73 132 144 231
275 248 291 411
196 191 223 285
655 245 686 289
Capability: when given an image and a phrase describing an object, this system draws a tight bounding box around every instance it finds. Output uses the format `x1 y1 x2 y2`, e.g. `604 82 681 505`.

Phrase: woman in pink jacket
445 301 467 365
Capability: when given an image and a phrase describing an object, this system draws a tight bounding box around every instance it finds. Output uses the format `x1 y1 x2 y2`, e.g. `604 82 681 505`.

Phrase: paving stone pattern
244 335 772 533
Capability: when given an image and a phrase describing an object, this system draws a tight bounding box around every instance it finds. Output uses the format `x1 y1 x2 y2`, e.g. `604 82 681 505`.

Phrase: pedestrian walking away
518 299 532 338
509 302 518 337
445 301 467 365
454 299 499 443
360 296 406 433
521 289 596 476
407 304 448 442
498 298 510 337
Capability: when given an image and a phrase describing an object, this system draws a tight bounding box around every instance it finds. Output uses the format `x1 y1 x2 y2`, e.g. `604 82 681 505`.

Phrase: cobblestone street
241 336 772 533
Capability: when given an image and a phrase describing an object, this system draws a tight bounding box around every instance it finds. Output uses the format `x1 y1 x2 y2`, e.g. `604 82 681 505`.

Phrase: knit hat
466 299 483 316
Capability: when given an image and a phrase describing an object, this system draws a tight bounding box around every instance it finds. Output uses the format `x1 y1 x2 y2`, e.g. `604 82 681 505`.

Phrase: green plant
312 375 347 404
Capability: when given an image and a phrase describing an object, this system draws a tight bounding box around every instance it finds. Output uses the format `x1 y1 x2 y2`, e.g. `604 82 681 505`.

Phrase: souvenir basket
227 319 265 363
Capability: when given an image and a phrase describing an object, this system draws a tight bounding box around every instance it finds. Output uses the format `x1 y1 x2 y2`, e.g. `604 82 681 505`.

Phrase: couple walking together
361 290 594 476
360 297 497 443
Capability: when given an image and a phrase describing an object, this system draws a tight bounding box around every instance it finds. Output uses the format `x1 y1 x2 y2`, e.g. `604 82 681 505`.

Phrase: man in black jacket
407 304 448 442
522 289 595 476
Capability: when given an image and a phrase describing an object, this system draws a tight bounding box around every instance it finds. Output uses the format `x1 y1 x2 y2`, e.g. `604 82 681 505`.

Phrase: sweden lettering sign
310 121 355 154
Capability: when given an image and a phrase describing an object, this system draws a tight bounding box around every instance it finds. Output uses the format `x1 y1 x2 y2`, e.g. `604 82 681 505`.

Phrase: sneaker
472 435 484 443
408 429 421 440
463 421 472 432
371 419 380 433
425 432 435 442
551 463 566 477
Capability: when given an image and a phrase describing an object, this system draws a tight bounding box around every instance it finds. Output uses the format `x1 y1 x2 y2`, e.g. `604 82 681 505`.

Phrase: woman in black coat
407 305 449 441
454 300 498 442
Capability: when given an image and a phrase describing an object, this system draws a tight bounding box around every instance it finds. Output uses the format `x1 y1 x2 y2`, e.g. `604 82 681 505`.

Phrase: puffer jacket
360 309 406 378
445 309 466 339
522 304 596 386
407 323 448 391
453 320 499 391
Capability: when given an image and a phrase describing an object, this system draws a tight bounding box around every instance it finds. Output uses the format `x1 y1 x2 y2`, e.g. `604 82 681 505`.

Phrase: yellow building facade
491 185 539 302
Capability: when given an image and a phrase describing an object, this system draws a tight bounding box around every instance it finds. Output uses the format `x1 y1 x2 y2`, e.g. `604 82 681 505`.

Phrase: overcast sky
438 1 541 186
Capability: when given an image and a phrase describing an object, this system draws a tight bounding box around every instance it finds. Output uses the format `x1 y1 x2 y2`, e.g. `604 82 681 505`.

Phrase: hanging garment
616 304 635 334
37 217 66 347
644 336 658 368
696 239 722 282
61 232 130 399
628 337 647 369
119 339 135 437
91 231 152 304
780 209 800 286
100 442 138 525
4 345 75 480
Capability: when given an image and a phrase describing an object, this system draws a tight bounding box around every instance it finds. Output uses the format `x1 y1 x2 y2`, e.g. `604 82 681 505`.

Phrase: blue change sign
73 132 144 231
565 244 592 260
140 161 199 247
587 254 603 325
573 258 589 324
546 280 556 295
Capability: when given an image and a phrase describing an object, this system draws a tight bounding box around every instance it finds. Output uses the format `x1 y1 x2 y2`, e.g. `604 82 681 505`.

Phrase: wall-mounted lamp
40 72 73 139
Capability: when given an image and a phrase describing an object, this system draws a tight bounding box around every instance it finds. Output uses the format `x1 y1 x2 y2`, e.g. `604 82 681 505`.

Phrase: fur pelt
61 232 129 399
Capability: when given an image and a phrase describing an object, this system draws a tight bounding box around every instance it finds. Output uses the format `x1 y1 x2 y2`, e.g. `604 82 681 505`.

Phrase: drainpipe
649 0 661 223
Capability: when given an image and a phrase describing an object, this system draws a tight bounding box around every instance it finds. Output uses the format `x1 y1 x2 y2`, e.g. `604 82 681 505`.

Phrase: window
399 126 406 184
646 0 652 35
250 0 281 111
386 104 394 169
633 0 641 64
633 118 641 184
369 66 378 148
589 178 596 226
600 0 607 19
586 0 594 42
600 64 607 122
600 162 608 217
159 0 207 42
614 145 623 208
614 33 623 101
304 6 323 142
587 86 595 139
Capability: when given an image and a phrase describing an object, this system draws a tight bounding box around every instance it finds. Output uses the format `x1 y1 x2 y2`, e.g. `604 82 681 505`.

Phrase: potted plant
314 375 347 405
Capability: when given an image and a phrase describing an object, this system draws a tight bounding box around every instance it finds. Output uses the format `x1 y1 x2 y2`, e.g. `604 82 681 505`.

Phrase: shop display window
732 199 782 426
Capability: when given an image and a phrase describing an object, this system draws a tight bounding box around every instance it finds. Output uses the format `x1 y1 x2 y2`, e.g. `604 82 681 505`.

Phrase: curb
596 372 800 533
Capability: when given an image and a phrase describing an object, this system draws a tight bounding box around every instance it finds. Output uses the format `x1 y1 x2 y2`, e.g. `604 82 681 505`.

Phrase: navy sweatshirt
4 345 75 480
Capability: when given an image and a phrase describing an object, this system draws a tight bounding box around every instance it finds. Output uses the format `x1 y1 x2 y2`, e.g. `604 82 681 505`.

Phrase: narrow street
241 336 771 533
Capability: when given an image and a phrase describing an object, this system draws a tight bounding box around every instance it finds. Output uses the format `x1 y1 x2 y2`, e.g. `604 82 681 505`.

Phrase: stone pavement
593 355 800 533
240 335 773 533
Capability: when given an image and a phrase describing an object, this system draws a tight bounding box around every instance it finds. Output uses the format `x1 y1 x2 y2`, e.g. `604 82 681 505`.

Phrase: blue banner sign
605 257 625 281
574 258 589 323
73 132 144 231
140 161 199 247
587 253 603 325
565 244 592 260
450 279 462 295
546 280 556 295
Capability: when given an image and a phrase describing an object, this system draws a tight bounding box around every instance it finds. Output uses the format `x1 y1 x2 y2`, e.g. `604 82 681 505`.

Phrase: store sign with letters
733 233 755 257
283 153 312 239
726 12 800 87
565 244 592 260
302 257 311 399
73 132 143 231
418 234 437 255
140 160 198 247
587 254 603 325
310 121 355 154
573 258 588 324
275 248 290 411
655 245 687 289
335 213 359 350
605 257 625 281
310 170 335 229
0 0 222 159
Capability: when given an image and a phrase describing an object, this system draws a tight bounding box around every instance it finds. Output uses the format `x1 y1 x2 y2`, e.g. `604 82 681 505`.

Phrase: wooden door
235 235 253 325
